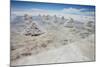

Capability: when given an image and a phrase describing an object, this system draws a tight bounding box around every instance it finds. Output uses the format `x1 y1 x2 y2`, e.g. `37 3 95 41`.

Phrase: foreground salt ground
11 14 95 66
11 34 95 66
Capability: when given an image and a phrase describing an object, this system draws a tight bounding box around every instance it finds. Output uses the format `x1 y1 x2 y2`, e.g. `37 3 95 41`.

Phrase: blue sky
11 1 95 16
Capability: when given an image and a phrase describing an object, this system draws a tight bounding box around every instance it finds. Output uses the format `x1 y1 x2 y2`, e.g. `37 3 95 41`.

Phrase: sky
11 1 95 16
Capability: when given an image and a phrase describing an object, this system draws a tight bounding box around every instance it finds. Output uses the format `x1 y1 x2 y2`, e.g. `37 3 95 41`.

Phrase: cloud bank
11 7 95 17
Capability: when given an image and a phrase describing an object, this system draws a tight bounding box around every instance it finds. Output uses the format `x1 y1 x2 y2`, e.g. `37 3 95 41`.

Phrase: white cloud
62 8 81 13
62 8 95 16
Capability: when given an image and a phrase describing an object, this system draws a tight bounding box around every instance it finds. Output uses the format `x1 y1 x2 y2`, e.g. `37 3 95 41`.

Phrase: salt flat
11 13 95 66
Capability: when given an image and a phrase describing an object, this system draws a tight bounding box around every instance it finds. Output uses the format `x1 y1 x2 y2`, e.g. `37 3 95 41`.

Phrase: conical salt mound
23 14 44 36
64 18 74 28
